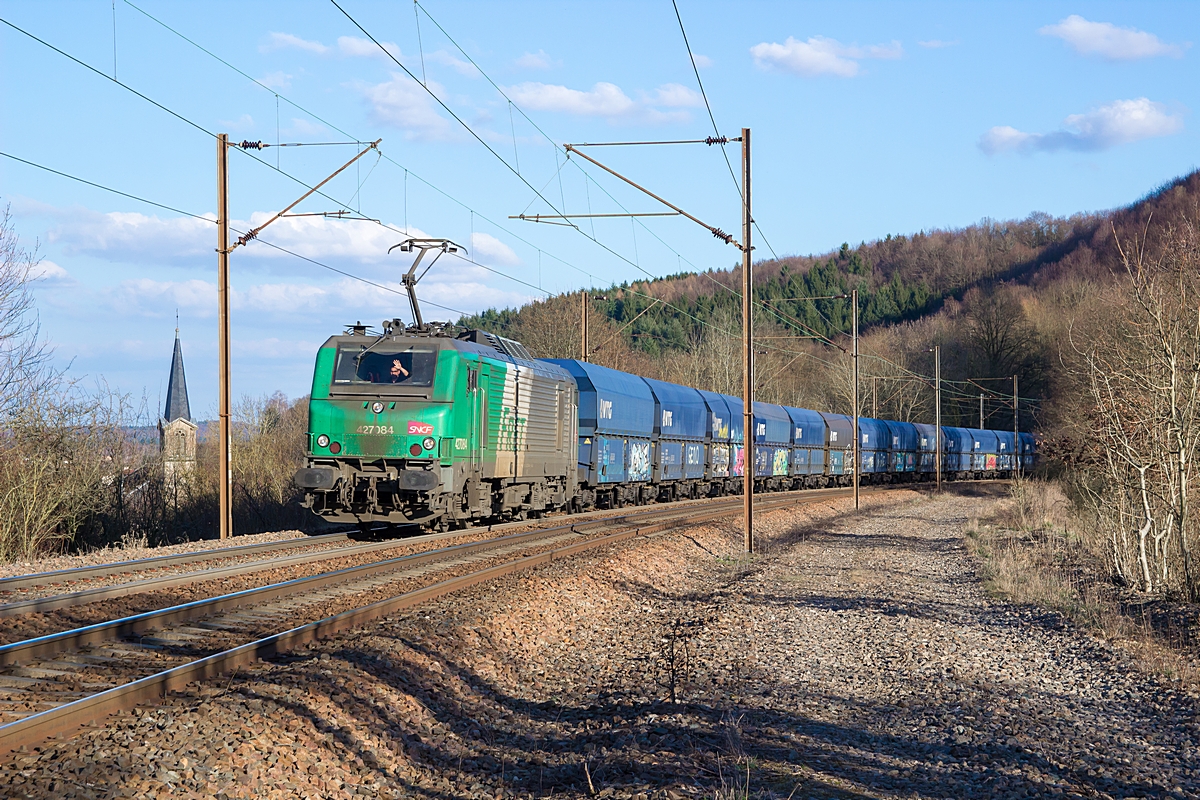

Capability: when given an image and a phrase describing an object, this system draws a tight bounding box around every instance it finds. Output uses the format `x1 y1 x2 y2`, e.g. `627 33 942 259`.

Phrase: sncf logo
662 410 673 427
599 399 613 419
407 421 434 436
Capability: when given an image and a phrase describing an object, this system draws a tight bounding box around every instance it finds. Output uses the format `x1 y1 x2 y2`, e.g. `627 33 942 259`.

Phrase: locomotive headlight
316 434 330 448
422 436 436 451
371 401 385 414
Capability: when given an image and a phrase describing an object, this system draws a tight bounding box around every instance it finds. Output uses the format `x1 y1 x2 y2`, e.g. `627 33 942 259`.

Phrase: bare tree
1072 214 1200 598
0 207 55 415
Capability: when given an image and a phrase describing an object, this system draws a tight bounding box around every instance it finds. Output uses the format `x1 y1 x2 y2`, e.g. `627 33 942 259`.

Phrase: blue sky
1 1 1196 416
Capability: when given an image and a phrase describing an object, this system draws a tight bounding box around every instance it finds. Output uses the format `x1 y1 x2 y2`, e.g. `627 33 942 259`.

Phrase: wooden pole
217 134 233 540
1013 374 1019 477
741 127 754 554
935 345 942 492
852 287 859 510
581 291 589 361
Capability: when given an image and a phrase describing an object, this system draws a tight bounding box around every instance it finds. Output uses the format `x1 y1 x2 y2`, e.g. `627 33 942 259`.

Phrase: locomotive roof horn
388 238 467 330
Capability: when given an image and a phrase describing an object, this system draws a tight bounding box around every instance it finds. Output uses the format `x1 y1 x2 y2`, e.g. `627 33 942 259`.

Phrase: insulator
705 136 729 146
236 230 259 246
711 227 732 243
237 140 265 150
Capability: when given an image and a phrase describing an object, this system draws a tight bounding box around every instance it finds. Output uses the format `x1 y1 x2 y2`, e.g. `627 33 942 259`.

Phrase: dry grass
965 479 1200 690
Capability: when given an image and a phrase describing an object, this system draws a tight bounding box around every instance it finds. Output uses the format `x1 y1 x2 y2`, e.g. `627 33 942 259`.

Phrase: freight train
294 318 1035 532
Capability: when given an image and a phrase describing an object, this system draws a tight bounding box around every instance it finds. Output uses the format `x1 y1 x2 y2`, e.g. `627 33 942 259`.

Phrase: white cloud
428 50 479 77
108 278 219 318
508 81 635 117
259 71 293 91
237 213 410 264
50 210 216 264
286 117 328 137
980 97 1184 155
218 113 256 132
233 337 323 359
649 83 703 108
918 39 958 49
48 208 428 268
337 35 402 62
240 281 330 313
359 74 452 140
105 271 528 323
1038 15 1186 61
40 206 536 320
470 233 520 267
31 260 73 286
260 32 329 55
504 81 697 123
691 54 713 68
258 32 403 62
515 50 556 69
750 35 903 77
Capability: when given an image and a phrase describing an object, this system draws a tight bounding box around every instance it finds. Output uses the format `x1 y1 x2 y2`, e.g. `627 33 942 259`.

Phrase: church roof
164 329 191 423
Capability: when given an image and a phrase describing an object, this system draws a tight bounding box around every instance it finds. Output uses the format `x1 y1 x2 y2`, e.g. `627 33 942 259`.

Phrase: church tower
159 322 197 482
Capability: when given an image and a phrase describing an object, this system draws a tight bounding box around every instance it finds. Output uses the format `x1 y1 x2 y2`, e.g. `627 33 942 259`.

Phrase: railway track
0 504 675 615
0 485 870 753
0 532 350 611
0 486 867 617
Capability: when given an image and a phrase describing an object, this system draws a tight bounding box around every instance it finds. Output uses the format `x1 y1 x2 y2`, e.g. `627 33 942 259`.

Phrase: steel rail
0 488 798 617
0 492 819 665
0 533 443 618
0 487 847 752
0 533 349 592
0 477 860 615
0 507 668 666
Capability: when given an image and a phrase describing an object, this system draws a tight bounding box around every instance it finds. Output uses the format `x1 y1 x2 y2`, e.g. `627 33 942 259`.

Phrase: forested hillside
463 170 1200 436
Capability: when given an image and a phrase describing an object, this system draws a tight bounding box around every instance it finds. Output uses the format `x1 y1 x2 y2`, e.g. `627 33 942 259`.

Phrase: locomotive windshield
333 344 437 387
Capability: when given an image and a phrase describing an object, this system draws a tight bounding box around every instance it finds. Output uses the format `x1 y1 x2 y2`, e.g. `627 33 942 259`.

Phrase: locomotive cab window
333 345 437 387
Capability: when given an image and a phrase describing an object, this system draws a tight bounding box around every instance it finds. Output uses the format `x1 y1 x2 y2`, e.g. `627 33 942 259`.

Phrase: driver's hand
391 359 409 378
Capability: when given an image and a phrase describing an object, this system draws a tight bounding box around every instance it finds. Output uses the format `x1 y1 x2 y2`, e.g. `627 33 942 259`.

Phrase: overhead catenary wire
0 149 471 319
400 0 837 349
329 1 794 348
116 0 880 372
118 0 620 295
330 0 581 238
0 16 209 138
20 2 1036 403
2 13 575 313
116 0 799 349
407 3 771 277
669 0 779 262
0 12 399 254
4 5 1021 415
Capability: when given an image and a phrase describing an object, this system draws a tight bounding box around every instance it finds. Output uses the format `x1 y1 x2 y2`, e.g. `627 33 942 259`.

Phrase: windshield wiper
353 319 401 364
353 333 389 364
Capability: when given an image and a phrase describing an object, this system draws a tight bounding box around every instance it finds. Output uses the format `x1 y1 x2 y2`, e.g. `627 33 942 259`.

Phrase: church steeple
164 318 191 423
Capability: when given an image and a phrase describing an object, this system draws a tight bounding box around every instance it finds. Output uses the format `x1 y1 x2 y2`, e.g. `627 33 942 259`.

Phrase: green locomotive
295 237 578 531
295 319 578 530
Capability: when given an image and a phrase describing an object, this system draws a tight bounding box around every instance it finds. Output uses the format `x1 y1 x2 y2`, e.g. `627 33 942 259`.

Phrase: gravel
2 484 1197 799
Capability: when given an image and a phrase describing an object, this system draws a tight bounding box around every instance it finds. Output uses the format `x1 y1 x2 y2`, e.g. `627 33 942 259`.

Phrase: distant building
159 325 197 482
